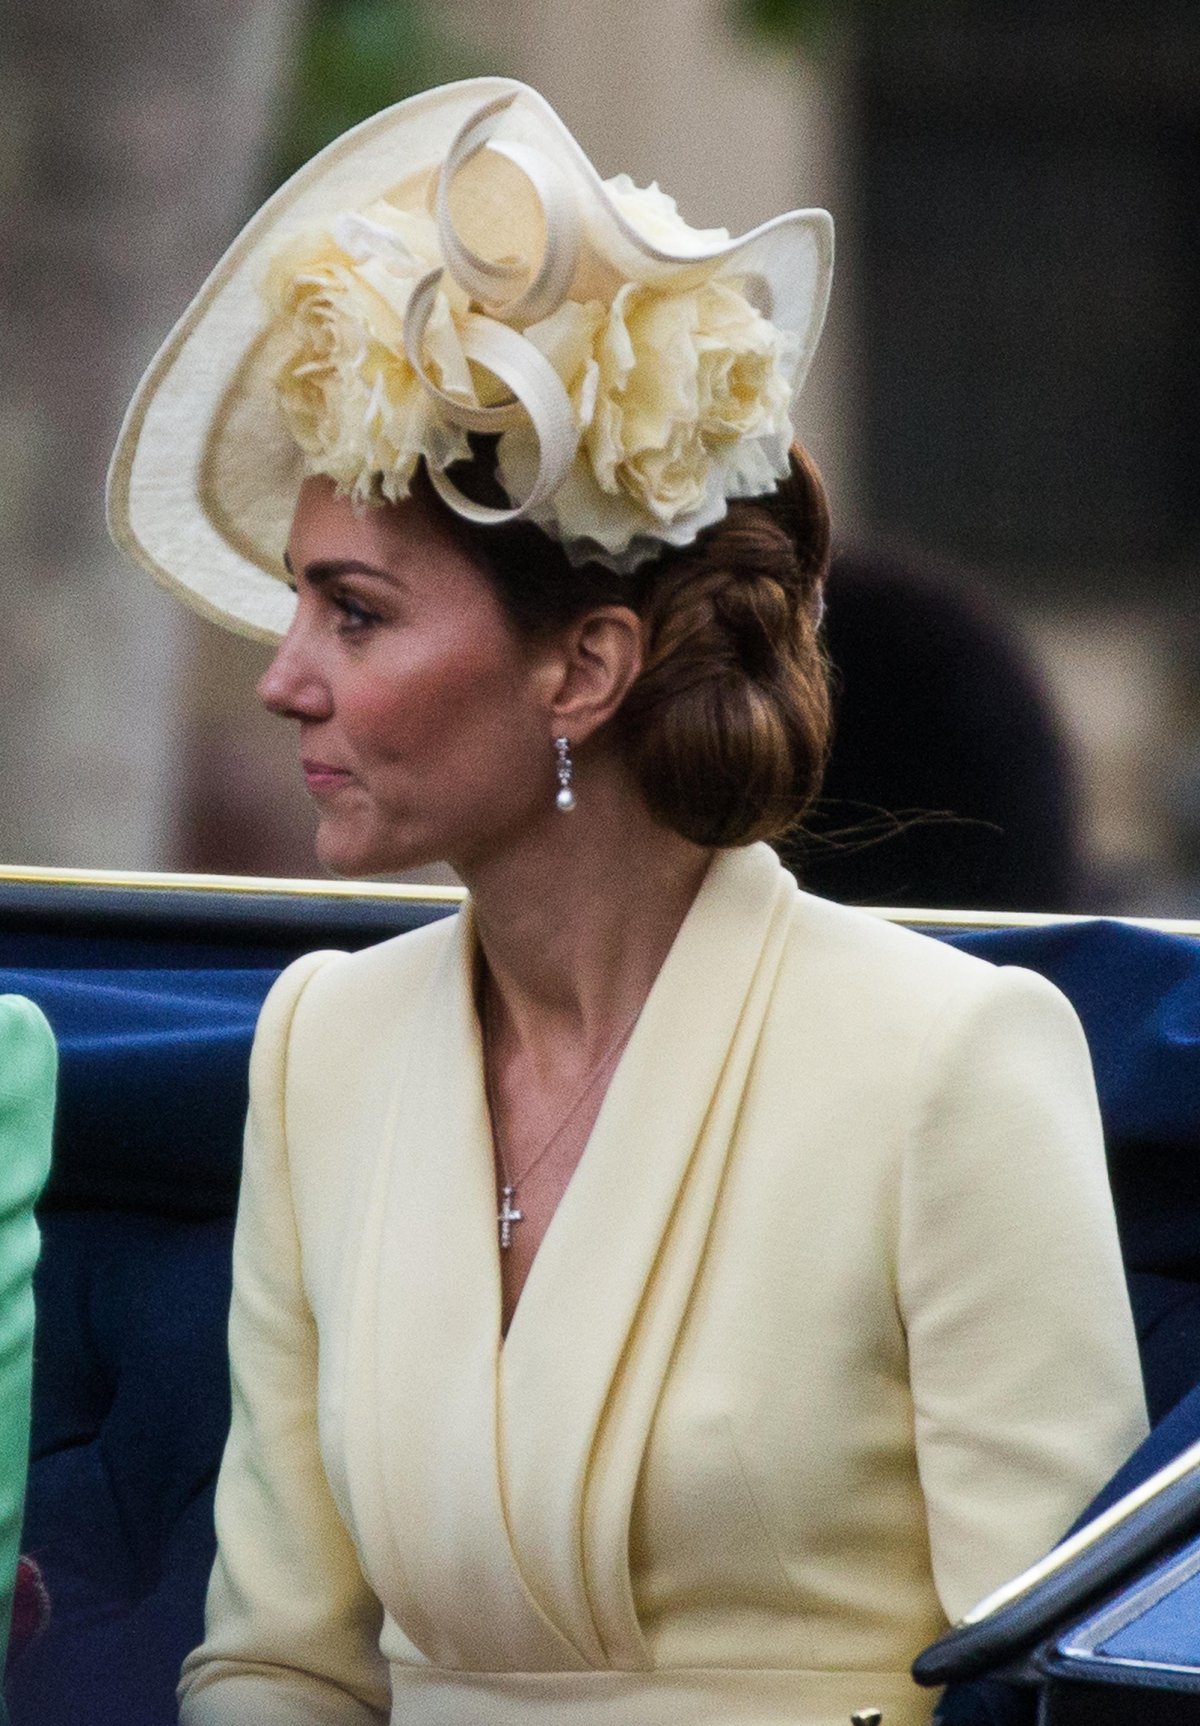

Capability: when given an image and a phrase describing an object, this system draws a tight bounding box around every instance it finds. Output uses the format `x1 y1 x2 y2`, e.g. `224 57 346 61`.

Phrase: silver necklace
481 985 641 1249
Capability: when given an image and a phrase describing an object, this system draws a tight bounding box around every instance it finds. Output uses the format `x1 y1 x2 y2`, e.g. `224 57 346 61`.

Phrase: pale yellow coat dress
178 843 1148 1726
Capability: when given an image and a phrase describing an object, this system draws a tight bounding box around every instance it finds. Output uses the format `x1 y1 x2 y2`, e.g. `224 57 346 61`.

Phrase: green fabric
0 997 55 1704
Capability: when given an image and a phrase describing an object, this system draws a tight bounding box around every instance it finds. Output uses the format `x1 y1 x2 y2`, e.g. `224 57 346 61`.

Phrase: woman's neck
460 767 712 1061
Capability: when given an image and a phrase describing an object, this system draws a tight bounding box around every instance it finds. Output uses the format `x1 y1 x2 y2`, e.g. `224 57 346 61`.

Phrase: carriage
2 863 1198 1725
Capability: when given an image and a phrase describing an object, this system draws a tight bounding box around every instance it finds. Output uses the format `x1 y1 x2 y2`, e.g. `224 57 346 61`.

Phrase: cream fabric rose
501 271 799 561
263 199 474 504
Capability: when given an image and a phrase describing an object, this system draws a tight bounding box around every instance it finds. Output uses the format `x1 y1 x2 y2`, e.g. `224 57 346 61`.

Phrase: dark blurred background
2 0 1197 912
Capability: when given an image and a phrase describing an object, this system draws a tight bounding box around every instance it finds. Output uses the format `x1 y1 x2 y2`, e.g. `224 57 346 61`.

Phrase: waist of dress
387 1662 938 1726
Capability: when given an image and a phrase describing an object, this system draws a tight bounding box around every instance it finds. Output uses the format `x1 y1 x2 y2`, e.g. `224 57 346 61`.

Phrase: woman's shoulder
0 995 56 1198
0 994 57 1094
788 886 986 970
783 886 1055 1027
260 911 461 1038
0 992 56 1055
771 889 1089 1114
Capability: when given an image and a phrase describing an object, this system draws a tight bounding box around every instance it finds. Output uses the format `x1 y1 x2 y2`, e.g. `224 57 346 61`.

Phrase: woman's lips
301 760 354 793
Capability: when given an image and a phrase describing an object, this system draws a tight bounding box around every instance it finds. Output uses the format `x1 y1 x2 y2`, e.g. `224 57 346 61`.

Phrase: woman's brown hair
412 444 832 847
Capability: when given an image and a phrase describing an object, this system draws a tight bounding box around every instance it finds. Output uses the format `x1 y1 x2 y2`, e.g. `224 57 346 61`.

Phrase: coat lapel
361 908 586 1671
497 844 799 1666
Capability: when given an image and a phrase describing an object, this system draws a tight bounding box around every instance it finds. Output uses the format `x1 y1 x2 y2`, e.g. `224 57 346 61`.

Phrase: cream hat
107 77 833 642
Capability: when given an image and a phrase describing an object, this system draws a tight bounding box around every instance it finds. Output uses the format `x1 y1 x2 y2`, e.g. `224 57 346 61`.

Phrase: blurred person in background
109 78 1145 1726
787 546 1083 911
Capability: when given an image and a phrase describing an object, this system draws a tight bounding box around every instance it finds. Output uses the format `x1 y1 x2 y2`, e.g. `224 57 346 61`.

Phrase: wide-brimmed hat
107 77 833 642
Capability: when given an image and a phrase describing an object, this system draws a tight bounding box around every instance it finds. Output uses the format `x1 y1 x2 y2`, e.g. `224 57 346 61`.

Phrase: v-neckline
478 967 645 1346
354 842 800 1672
492 1014 639 1354
477 848 770 1360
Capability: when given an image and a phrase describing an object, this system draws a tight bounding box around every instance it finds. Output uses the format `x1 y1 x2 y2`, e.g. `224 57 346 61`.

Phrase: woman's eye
332 594 381 635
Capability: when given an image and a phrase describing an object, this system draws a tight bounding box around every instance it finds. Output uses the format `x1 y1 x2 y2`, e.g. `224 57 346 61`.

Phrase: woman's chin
312 814 436 881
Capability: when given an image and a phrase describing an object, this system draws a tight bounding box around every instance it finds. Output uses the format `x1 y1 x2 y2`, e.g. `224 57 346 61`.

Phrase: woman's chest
626 1164 926 1666
303 1078 922 1654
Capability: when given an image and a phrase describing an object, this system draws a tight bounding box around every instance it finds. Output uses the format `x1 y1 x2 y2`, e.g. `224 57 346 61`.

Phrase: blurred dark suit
784 548 1083 912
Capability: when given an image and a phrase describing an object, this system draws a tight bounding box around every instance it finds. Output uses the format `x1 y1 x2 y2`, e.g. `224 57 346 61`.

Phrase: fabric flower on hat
264 199 475 504
498 272 800 562
256 98 814 571
263 162 802 567
591 276 799 518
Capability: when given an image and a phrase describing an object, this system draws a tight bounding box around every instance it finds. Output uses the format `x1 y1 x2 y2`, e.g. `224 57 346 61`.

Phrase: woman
108 79 1146 1726
0 997 55 1703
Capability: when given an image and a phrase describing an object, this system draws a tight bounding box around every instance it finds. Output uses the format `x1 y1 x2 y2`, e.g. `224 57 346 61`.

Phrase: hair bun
714 556 800 683
619 448 831 848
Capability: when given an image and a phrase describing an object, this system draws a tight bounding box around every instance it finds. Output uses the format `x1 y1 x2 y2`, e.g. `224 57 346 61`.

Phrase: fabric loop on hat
435 94 582 330
403 270 526 432
472 141 581 327
434 93 525 297
425 311 580 525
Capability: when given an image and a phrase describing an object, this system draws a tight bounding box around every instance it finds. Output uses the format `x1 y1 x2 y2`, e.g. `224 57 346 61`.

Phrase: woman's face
259 475 557 877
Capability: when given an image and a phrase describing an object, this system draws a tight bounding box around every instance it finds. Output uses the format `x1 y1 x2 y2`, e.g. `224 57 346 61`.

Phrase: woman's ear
537 605 643 744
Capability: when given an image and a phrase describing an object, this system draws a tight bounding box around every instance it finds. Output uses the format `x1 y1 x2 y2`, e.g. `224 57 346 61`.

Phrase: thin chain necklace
480 982 642 1250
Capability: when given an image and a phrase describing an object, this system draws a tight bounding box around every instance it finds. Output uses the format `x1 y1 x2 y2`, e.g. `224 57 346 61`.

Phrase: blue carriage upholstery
0 874 1196 1726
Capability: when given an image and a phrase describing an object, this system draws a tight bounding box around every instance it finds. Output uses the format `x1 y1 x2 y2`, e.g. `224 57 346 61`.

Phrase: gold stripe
0 863 466 904
0 864 1196 935
868 905 1200 937
961 1436 1200 1625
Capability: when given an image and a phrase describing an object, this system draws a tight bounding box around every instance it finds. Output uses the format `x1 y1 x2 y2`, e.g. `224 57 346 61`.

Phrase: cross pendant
498 1185 524 1250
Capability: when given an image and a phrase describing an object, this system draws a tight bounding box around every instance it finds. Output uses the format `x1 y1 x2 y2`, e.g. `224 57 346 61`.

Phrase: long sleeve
0 997 55 1692
178 953 391 1726
898 963 1149 1624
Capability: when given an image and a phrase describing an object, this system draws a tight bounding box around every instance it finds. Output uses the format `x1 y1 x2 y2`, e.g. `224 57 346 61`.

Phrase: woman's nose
256 627 332 721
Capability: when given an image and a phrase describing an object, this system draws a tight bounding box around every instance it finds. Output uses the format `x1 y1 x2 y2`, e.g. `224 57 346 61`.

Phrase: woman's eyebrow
285 556 401 588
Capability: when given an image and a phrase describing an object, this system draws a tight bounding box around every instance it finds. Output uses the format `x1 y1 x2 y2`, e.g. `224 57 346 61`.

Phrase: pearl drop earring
553 736 576 811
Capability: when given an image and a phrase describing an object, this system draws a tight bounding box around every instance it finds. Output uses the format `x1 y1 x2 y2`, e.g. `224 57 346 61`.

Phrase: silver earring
553 736 576 812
